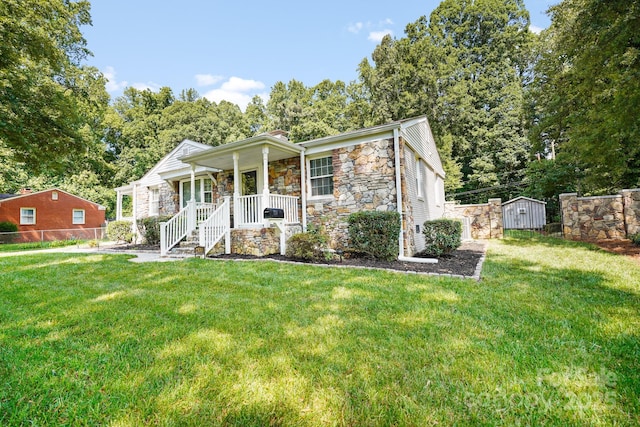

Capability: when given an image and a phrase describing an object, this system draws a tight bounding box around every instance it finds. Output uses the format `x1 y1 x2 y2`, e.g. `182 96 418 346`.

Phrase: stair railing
160 202 194 256
199 196 231 255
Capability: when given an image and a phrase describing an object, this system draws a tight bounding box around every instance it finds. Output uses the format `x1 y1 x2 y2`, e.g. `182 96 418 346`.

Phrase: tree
529 0 640 193
0 0 102 173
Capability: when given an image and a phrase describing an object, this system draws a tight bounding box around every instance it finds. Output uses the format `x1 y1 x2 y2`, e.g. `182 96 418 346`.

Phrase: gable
138 139 213 187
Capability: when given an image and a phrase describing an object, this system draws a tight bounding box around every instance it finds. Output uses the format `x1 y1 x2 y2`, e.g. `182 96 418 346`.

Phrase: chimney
20 188 32 195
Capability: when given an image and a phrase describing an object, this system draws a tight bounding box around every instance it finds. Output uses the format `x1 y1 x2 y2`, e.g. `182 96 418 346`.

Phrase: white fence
0 227 106 244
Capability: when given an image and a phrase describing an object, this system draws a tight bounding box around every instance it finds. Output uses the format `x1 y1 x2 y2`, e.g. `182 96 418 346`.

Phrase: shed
502 196 546 230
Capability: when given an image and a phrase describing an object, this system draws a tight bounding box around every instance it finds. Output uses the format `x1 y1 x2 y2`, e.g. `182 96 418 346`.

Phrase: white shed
502 196 546 230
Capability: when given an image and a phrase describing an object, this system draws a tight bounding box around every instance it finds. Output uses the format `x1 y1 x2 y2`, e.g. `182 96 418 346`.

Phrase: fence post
160 222 167 257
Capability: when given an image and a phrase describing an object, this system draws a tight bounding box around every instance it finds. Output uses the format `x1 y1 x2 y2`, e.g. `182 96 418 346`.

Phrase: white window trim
149 188 160 216
416 157 424 200
179 176 217 208
20 207 36 225
307 154 334 200
72 209 85 225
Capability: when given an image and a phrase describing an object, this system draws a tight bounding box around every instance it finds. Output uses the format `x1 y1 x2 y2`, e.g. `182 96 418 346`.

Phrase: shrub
106 220 134 243
286 232 326 261
137 215 172 245
630 233 640 246
422 219 462 257
347 211 401 261
0 221 18 243
0 221 18 233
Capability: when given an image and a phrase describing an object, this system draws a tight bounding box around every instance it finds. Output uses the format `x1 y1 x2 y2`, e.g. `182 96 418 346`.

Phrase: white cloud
381 18 394 25
368 29 393 42
530 24 544 34
348 22 364 34
131 81 162 92
202 76 268 111
103 66 128 92
195 73 224 86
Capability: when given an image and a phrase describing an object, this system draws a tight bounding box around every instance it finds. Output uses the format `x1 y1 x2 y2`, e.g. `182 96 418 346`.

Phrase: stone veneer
306 138 400 250
444 198 503 239
560 190 640 240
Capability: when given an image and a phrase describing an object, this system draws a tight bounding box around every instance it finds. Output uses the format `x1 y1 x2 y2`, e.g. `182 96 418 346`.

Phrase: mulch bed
213 241 487 279
590 239 640 264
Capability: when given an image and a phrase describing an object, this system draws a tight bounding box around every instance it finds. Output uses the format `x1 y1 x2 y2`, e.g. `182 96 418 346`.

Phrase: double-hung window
309 156 334 197
72 209 85 225
20 208 36 225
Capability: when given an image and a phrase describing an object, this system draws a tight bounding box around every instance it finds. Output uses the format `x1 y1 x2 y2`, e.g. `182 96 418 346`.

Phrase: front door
242 170 258 195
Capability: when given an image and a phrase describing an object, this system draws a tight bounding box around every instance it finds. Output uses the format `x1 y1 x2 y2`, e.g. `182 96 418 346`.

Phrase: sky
83 0 556 110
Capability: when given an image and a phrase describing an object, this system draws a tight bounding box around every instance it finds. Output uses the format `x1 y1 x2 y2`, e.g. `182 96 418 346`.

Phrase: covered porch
161 133 307 256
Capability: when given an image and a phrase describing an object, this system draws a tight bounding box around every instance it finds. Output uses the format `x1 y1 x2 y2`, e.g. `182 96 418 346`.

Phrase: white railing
160 204 191 256
199 197 231 255
196 203 217 224
235 194 300 227
237 194 263 226
269 194 299 224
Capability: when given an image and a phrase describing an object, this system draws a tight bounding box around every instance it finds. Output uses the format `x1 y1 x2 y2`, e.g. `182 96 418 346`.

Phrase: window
52 191 58 200
180 178 215 208
72 209 85 225
149 188 159 216
20 208 36 225
309 156 334 197
416 158 424 199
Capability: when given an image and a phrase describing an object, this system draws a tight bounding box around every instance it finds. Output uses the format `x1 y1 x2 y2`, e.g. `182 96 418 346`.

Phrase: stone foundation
560 190 640 240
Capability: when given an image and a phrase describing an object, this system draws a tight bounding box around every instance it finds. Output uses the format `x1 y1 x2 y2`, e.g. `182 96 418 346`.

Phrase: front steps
167 230 202 258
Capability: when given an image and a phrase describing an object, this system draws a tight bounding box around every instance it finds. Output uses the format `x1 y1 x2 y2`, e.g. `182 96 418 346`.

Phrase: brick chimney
20 188 32 195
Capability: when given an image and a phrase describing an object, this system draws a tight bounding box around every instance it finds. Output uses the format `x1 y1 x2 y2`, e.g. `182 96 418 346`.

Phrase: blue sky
83 0 556 109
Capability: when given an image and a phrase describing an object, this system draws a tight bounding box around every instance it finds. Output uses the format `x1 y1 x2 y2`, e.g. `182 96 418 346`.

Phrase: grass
0 239 95 252
0 235 638 426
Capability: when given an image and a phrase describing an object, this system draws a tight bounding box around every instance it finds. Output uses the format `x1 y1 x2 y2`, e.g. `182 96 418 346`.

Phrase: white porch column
262 145 270 226
132 183 138 242
300 150 307 231
233 152 240 228
116 189 123 220
188 164 197 233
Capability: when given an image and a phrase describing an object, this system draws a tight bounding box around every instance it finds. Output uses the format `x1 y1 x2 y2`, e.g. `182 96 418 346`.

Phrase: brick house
0 189 106 242
115 116 446 258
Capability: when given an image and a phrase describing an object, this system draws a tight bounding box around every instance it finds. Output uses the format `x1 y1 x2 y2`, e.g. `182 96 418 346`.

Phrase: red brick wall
0 189 106 233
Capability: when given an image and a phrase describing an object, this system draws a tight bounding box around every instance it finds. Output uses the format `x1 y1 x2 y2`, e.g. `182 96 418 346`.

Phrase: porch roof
180 135 304 171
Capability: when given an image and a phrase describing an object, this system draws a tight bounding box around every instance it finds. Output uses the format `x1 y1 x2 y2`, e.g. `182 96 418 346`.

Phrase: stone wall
444 198 503 239
306 138 398 250
230 228 280 256
560 190 640 240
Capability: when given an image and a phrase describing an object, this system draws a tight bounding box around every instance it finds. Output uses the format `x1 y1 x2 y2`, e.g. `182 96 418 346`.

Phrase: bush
0 221 18 233
422 219 462 257
630 233 640 246
286 232 327 261
347 211 401 261
106 220 134 243
137 215 172 245
0 221 18 243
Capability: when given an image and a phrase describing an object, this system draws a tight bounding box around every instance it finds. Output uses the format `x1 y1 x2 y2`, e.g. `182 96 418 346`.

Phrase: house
0 188 106 242
115 116 446 258
502 196 546 230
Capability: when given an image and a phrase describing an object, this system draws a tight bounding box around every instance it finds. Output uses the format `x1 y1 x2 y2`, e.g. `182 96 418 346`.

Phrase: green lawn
1 236 639 426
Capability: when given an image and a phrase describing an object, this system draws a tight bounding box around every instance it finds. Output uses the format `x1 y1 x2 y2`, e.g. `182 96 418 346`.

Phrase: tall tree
0 0 102 173
529 0 640 193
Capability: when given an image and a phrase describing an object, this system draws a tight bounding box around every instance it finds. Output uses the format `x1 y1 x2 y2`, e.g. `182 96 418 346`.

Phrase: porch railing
196 203 217 224
268 194 299 224
199 197 231 255
237 194 263 226
236 194 299 227
160 204 190 256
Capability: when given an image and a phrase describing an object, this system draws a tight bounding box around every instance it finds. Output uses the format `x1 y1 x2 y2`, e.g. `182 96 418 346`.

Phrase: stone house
115 116 446 257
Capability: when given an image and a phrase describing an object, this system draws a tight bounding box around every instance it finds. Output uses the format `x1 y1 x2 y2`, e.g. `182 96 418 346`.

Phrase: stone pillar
488 198 503 239
559 193 579 240
621 189 640 237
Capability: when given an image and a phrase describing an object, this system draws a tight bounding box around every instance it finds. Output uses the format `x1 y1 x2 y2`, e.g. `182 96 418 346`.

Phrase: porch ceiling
180 135 304 171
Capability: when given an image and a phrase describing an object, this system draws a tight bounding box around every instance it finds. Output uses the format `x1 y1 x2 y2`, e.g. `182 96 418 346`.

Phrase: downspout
393 128 405 258
300 149 307 231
